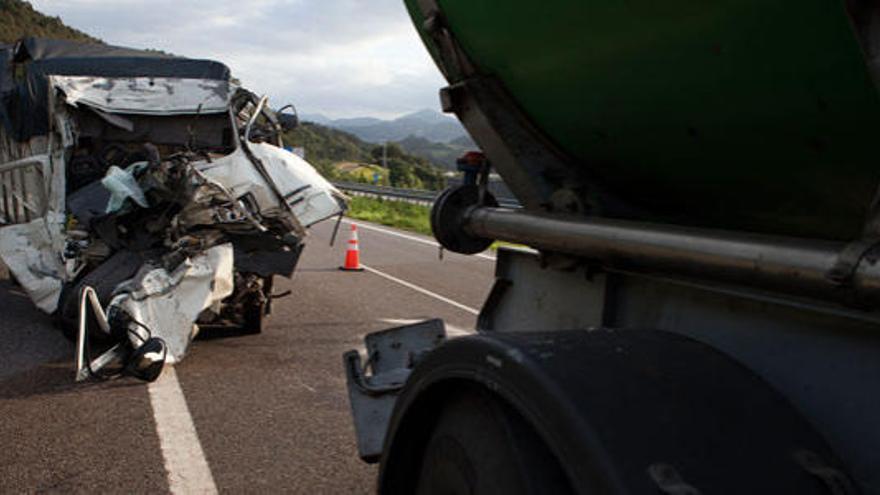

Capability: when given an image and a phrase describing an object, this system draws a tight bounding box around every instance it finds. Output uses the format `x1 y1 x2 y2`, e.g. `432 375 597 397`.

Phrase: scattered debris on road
0 37 346 380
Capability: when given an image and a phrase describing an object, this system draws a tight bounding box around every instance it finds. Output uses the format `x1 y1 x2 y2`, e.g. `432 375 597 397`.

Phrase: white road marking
293 375 317 393
343 218 497 261
148 366 218 495
379 318 474 337
362 264 480 316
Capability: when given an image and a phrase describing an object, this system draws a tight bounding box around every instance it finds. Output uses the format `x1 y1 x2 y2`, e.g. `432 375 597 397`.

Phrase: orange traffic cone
340 224 365 271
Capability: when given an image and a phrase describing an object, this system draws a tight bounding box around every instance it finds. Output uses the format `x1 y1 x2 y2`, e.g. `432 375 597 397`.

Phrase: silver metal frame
75 286 126 382
0 158 50 225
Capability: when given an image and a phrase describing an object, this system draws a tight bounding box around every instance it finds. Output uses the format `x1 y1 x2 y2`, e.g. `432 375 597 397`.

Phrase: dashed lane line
362 264 480 316
148 366 218 495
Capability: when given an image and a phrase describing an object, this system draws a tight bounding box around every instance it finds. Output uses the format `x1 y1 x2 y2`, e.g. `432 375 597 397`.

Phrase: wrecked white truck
0 38 345 381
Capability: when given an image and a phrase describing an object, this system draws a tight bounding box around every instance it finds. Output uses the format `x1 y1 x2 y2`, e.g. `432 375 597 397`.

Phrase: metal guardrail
332 181 520 208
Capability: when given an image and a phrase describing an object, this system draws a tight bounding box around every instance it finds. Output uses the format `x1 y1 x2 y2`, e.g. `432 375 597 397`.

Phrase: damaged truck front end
0 38 345 380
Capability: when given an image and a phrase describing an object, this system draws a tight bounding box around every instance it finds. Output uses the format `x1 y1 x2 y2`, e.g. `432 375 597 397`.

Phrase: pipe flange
431 185 497 254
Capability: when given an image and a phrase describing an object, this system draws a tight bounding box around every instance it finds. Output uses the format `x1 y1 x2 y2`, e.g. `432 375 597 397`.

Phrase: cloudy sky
30 0 447 119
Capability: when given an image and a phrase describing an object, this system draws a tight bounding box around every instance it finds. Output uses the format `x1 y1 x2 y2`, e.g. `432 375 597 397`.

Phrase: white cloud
29 0 447 118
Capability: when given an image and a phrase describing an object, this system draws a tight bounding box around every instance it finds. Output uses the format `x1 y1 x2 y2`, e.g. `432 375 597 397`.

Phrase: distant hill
0 0 99 44
302 108 468 144
332 116 385 128
397 135 476 171
284 122 446 190
285 121 371 164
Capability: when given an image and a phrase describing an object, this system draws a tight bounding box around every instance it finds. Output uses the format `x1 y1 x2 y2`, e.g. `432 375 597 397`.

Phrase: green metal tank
405 0 880 241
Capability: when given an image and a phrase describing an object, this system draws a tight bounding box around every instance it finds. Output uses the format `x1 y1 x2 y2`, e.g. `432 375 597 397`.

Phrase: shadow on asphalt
196 326 262 341
0 358 147 400
0 261 83 398
0 285 69 358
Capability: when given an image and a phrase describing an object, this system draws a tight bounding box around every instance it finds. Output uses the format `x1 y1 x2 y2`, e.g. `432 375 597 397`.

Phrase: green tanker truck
344 2 880 493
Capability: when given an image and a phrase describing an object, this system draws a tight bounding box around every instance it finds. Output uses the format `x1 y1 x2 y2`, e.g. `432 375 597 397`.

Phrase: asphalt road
0 219 496 493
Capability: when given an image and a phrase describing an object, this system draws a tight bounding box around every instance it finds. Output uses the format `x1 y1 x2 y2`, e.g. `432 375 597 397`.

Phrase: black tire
56 251 143 342
239 298 266 335
414 388 572 495
238 276 272 335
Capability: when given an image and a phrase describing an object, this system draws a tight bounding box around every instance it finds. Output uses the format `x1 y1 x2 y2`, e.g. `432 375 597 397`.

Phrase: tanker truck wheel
414 388 572 495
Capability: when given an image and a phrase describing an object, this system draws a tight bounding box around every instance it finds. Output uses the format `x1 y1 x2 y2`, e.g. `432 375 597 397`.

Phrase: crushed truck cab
0 37 345 376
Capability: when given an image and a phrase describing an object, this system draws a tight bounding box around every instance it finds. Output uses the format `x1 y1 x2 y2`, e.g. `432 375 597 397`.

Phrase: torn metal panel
196 144 344 228
51 76 231 115
0 212 66 312
110 243 234 363
251 143 346 226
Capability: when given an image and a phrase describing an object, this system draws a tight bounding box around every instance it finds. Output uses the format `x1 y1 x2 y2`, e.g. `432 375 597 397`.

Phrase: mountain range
301 108 469 144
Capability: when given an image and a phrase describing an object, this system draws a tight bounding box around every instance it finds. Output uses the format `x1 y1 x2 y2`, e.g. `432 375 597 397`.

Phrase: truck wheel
239 297 266 335
414 388 572 495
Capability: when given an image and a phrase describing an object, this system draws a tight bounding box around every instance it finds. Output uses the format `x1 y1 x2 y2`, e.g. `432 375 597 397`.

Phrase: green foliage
369 142 446 190
346 196 431 236
285 122 447 191
0 0 100 44
346 196 519 251
397 135 474 170
284 122 370 164
344 164 389 186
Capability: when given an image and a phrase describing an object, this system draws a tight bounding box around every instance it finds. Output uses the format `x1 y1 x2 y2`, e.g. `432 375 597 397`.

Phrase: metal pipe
19 167 29 223
1 171 9 223
244 95 268 144
9 168 18 223
464 207 880 305
76 286 113 381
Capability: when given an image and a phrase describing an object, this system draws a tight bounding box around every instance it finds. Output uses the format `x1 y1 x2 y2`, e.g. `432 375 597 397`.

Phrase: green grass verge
345 195 527 251
346 196 432 236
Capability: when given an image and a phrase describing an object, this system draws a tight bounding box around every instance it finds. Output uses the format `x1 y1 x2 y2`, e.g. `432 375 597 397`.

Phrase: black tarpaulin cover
1 37 231 142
